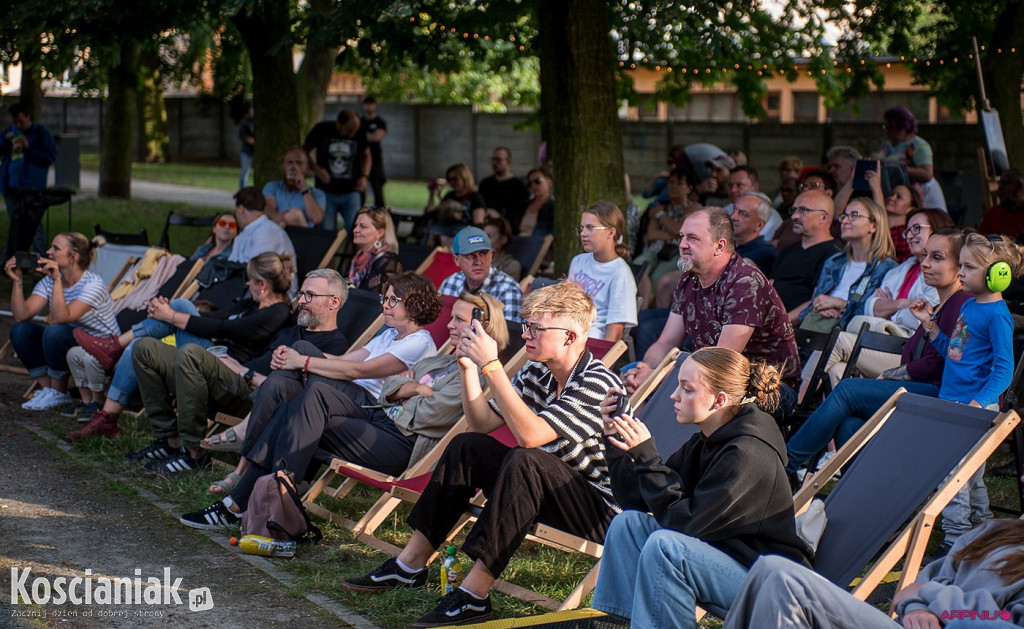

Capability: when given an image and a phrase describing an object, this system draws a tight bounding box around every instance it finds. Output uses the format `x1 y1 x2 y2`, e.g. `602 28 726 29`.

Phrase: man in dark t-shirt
360 96 387 207
303 109 370 233
478 147 529 215
625 208 799 397
769 190 842 323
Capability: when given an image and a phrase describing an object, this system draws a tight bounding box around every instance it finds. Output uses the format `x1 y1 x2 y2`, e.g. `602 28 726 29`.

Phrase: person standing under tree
360 96 388 207
237 105 254 189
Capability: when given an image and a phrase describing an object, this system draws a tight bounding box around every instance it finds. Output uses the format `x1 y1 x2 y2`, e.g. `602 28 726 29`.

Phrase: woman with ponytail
6 232 118 410
568 201 638 342
592 347 812 628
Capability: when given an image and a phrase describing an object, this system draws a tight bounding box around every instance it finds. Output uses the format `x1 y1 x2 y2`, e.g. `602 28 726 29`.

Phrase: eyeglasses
523 322 572 340
790 205 828 216
216 219 238 229
904 223 931 237
576 225 611 235
799 181 824 191
297 291 333 303
379 294 404 308
839 211 869 222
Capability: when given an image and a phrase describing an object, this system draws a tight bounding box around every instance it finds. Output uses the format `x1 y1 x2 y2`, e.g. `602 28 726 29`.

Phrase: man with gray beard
133 269 350 457
623 208 800 414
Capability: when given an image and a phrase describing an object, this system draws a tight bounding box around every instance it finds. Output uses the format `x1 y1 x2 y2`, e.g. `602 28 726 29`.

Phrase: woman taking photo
182 291 506 528
67 252 294 443
342 206 401 294
6 232 119 411
199 271 441 496
426 163 487 226
592 347 812 628
568 201 638 342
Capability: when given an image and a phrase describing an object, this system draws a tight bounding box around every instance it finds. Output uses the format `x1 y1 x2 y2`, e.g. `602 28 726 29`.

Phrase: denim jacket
800 252 898 329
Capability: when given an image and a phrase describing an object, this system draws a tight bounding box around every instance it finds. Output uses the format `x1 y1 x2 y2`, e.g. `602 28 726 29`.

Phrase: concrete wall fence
13 96 994 221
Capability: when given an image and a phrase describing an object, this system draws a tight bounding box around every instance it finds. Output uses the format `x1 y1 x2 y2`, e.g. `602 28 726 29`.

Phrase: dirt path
0 374 377 629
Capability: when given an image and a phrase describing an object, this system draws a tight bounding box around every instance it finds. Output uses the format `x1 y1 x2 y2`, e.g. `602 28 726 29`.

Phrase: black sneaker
339 557 428 593
180 501 240 530
124 438 183 461
143 450 211 475
412 589 493 628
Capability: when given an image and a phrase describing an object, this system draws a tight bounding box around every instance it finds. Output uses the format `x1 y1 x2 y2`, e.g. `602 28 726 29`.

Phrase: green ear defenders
985 234 1013 293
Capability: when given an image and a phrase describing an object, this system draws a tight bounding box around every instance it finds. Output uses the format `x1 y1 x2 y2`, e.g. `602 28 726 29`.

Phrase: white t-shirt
353 328 437 398
568 253 638 338
32 271 120 336
829 260 867 300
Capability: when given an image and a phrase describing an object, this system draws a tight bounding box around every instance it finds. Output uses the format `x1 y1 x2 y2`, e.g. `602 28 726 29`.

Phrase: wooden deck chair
506 233 554 279
285 226 348 280
301 345 531 537
790 392 1020 610
95 224 149 247
789 325 845 436
413 247 459 289
358 338 629 609
518 274 533 294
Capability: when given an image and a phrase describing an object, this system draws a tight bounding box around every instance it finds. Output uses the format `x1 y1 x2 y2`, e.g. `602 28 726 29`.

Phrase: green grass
80 153 434 210
40 410 1023 628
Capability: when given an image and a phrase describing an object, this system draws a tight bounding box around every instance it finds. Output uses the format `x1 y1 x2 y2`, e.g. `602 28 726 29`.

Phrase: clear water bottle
10 131 24 160
440 545 463 594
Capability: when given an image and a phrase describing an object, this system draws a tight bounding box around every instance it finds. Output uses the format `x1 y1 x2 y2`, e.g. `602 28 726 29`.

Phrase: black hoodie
606 403 812 568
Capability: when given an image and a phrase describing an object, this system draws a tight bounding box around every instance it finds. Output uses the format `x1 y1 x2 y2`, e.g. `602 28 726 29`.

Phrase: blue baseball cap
453 227 492 255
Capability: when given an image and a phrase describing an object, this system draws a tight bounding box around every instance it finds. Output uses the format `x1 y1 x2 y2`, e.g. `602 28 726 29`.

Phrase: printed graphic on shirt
328 139 356 178
569 270 605 298
948 315 969 362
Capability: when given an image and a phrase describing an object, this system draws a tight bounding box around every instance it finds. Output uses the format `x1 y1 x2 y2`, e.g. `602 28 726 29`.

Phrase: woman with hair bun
68 252 295 446
569 201 638 342
592 347 812 628
6 232 118 410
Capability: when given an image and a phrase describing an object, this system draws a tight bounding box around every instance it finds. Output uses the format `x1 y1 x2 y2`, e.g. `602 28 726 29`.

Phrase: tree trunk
985 1 1024 168
296 0 340 133
137 48 169 163
18 57 43 121
233 2 301 190
99 38 140 199
536 0 625 274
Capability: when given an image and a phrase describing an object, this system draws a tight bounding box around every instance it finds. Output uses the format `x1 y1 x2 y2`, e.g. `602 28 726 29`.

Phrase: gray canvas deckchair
793 391 1021 605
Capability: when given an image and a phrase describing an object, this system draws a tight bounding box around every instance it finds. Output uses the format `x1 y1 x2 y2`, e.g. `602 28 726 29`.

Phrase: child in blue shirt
910 232 1024 552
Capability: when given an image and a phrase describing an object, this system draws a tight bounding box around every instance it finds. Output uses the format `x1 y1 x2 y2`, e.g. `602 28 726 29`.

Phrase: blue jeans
9 321 77 380
632 307 671 361
785 378 940 474
321 191 361 233
108 300 211 405
592 510 748 629
239 151 253 189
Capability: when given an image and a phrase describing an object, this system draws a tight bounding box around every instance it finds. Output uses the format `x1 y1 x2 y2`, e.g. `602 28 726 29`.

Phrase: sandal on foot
207 472 241 496
201 427 241 452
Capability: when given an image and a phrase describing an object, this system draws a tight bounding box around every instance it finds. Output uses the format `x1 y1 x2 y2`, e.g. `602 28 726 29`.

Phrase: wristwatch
301 189 311 196
243 368 255 386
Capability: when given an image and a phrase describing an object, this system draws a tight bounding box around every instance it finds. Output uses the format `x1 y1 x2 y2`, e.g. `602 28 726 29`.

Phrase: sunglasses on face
216 218 238 229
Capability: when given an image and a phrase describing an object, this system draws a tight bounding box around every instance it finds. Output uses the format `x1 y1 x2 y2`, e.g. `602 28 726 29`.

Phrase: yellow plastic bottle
441 545 463 594
229 535 297 558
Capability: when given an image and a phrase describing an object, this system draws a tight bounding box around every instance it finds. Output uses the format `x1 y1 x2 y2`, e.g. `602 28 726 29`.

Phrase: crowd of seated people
9 111 1024 629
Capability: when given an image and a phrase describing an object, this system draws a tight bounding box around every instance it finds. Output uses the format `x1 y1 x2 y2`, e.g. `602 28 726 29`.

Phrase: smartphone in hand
852 159 879 191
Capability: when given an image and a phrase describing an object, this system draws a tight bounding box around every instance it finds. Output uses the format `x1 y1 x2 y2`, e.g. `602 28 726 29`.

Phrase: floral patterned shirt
671 253 799 383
